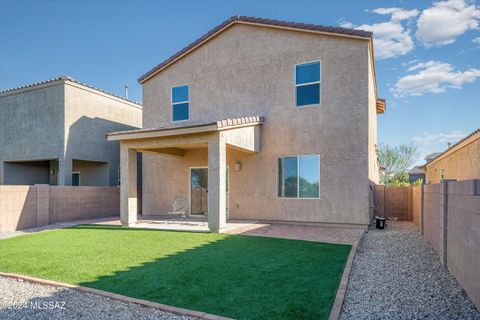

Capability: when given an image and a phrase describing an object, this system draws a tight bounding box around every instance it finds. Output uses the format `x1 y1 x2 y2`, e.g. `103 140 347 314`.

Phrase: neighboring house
408 166 425 184
108 16 386 232
422 128 480 184
0 76 142 186
424 152 442 164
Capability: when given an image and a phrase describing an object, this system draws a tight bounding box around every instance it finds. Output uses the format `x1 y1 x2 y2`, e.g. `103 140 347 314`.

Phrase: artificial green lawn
0 225 351 319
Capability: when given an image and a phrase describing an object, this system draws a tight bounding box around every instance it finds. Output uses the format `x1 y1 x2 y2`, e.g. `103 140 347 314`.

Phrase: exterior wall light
234 162 241 172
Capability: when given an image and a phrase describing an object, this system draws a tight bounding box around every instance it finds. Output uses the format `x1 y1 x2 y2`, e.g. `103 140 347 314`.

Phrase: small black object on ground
375 216 386 229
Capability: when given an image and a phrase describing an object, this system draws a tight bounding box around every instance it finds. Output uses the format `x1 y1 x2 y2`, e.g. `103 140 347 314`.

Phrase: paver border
328 230 364 320
0 272 232 320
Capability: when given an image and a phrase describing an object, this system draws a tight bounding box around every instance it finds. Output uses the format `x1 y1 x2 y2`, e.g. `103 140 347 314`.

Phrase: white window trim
295 60 321 108
276 154 321 199
171 84 190 122
72 171 81 186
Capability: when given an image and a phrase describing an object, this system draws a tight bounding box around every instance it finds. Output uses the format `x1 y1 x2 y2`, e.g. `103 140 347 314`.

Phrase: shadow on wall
65 116 141 187
0 186 38 232
3 161 51 185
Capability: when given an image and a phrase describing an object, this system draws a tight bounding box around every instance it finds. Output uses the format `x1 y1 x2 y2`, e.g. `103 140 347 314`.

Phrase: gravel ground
340 221 480 320
0 276 196 320
0 223 80 240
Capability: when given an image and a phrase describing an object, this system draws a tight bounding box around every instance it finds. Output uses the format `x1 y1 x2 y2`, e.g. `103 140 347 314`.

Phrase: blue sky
1 0 479 165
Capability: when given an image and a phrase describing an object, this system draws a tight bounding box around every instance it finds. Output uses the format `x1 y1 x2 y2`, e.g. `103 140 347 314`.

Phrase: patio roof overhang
114 116 264 232
107 116 263 155
107 116 263 141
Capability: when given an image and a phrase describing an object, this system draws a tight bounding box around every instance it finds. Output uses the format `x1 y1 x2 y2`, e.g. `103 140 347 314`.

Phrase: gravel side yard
0 276 195 320
340 221 480 320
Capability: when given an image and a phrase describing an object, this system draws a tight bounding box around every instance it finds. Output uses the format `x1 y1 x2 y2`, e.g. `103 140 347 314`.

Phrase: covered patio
107 116 263 232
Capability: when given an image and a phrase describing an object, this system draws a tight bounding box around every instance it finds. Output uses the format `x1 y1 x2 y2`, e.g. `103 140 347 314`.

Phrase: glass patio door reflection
190 168 208 215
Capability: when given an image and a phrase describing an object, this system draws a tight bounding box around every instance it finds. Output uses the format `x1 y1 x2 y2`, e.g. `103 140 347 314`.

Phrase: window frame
276 154 321 199
171 84 190 122
294 60 321 108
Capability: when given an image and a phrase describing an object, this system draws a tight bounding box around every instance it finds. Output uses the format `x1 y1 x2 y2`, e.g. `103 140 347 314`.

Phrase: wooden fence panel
373 185 411 220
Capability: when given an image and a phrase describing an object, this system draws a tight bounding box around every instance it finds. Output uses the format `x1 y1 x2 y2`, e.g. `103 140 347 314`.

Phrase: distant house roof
0 76 142 107
424 128 480 166
138 15 373 84
424 152 443 163
409 166 425 175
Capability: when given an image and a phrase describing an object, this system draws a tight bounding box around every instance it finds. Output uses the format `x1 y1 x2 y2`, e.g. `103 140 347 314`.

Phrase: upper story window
295 61 321 107
277 155 320 199
171 85 189 121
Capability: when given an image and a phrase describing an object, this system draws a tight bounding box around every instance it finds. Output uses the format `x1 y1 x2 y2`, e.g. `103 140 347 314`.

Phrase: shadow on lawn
3 225 350 320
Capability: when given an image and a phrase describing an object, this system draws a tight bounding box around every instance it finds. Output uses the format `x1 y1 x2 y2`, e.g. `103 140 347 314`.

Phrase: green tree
389 173 410 187
377 143 418 185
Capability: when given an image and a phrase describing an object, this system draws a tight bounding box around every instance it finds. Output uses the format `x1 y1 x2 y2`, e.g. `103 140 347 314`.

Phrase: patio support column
120 144 137 226
208 134 227 233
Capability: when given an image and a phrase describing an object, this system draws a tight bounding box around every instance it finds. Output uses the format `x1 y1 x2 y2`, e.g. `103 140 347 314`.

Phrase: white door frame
188 166 229 217
189 166 208 216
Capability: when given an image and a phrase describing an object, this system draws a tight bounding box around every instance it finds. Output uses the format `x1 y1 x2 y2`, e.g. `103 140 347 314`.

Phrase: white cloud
412 131 465 146
339 21 354 29
402 59 420 66
372 7 420 22
473 36 480 46
392 60 480 97
416 0 480 47
342 8 419 59
412 130 466 164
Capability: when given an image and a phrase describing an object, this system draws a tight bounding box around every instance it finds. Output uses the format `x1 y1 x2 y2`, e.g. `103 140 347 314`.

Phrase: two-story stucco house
0 76 142 186
108 16 386 232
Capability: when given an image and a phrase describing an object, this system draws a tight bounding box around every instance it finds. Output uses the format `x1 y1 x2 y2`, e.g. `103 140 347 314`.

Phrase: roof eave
137 16 372 84
376 99 386 114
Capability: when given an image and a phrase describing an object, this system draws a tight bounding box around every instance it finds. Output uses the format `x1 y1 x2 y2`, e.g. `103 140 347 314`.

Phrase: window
278 155 320 198
295 61 320 107
172 85 189 121
72 172 80 186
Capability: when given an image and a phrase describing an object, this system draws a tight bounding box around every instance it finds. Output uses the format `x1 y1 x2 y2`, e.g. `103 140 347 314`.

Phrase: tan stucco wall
368 49 380 185
72 159 109 186
3 161 51 185
0 84 65 184
142 24 375 225
0 80 142 186
64 82 142 186
425 133 480 184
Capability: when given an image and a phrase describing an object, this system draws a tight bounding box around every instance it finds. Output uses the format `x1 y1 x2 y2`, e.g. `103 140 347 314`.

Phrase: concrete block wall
423 183 447 264
0 185 38 231
0 185 119 231
419 179 480 311
49 187 119 223
444 180 480 310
